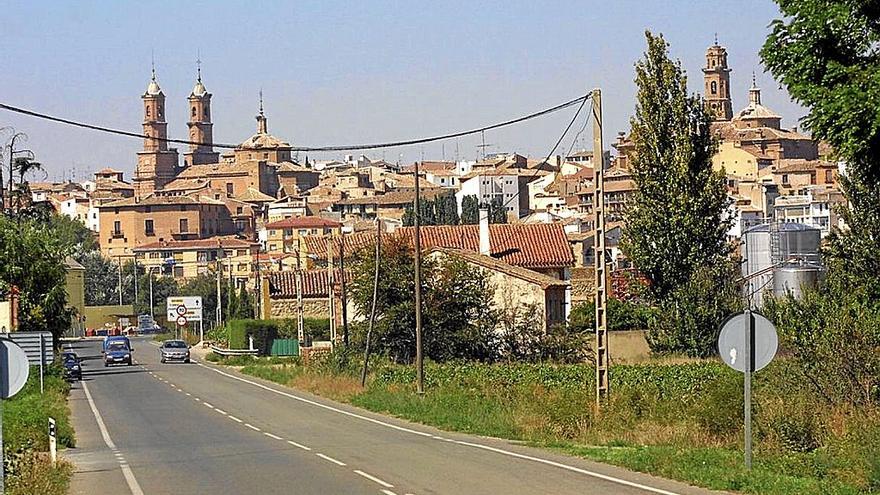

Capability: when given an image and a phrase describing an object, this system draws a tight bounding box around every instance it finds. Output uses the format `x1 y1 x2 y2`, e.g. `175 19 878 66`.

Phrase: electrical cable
0 93 589 153
564 110 591 159
495 90 592 211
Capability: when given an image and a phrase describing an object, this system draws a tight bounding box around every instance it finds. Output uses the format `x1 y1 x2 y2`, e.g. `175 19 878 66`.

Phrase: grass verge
227 358 877 495
3 364 75 495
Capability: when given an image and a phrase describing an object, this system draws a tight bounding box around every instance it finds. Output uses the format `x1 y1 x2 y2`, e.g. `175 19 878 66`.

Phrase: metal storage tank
772 263 822 299
742 222 821 307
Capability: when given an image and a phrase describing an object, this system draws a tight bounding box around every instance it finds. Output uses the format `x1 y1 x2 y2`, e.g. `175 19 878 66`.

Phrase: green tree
762 1 880 297
0 216 72 342
348 237 498 362
80 251 119 306
435 194 460 225
486 197 508 223
620 32 738 357
461 195 480 224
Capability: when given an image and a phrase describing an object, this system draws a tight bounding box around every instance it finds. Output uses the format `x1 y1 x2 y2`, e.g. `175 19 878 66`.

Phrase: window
197 251 207 262
203 108 209 120
144 219 154 236
173 266 184 278
711 81 717 95
149 252 160 259
113 220 121 234
236 206 243 215
782 174 789 185
237 263 247 272
191 107 197 118
179 219 189 232
236 249 247 256
226 183 234 196
284 229 293 236
825 170 833 183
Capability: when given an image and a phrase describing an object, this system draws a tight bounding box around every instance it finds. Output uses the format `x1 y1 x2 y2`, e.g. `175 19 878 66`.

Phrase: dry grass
291 372 363 402
7 453 72 495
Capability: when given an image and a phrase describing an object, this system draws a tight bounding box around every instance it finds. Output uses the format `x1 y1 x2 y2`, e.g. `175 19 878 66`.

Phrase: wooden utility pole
360 217 381 387
592 88 609 407
340 230 349 346
414 160 424 394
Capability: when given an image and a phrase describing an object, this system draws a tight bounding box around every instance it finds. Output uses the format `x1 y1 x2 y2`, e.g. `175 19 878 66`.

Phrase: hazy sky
1 0 802 181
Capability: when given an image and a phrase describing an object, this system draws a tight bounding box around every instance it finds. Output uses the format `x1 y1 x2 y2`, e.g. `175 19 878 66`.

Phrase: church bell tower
134 67 179 197
702 37 733 121
184 60 220 166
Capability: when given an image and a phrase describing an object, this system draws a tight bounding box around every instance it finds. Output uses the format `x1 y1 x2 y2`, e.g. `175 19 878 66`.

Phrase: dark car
62 352 82 381
104 340 133 367
159 340 190 364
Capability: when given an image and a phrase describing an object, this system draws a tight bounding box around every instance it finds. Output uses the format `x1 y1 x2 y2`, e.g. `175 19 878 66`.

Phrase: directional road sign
166 296 202 322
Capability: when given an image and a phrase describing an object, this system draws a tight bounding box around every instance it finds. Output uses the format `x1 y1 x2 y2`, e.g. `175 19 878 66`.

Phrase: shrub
569 298 658 332
224 319 280 354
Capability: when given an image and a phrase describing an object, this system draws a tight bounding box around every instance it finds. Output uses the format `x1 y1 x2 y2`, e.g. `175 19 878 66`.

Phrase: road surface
65 337 721 495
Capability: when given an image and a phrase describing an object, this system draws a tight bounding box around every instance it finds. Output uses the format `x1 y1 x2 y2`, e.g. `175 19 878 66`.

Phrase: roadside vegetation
3 365 74 495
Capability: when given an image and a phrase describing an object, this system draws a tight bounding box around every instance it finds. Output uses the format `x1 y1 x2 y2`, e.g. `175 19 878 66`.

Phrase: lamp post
147 265 163 321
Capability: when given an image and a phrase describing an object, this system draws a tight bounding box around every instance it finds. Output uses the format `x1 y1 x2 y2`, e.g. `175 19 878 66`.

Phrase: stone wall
269 297 331 320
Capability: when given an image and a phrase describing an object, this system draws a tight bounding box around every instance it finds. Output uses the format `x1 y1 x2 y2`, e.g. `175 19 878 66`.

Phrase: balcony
111 230 125 238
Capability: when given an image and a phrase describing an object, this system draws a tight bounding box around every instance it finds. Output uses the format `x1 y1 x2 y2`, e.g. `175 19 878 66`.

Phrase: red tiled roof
133 237 258 252
264 216 342 230
267 269 350 299
304 223 574 269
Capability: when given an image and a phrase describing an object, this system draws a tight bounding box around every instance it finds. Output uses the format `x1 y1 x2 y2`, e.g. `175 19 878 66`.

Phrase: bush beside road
204 354 880 495
2 365 75 495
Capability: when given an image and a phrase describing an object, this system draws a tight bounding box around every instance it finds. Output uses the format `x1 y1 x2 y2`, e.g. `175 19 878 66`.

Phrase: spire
191 54 207 97
256 90 268 134
749 71 762 105
714 32 718 46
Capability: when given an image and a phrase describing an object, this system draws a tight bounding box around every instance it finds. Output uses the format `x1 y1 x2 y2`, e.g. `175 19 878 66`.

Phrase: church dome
145 74 162 96
192 80 207 97
239 132 290 150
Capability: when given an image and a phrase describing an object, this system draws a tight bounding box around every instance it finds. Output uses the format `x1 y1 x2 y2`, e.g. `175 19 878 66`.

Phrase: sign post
718 310 778 470
167 297 202 343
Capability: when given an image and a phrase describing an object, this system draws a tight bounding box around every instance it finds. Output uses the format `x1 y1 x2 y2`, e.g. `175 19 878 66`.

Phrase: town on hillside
28 40 838 332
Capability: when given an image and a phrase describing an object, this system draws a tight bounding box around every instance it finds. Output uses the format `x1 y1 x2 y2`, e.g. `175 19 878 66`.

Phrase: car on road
104 340 133 367
62 352 82 381
159 340 191 364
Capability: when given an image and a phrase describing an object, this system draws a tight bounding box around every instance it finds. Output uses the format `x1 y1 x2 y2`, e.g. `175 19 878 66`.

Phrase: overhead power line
0 93 589 153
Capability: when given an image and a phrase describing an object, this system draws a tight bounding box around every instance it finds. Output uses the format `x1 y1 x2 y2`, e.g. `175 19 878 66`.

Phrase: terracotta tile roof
236 187 276 203
268 269 350 299
304 223 574 269
264 216 342 230
99 193 225 208
430 248 568 289
96 167 123 175
133 237 258 252
400 161 456 173
335 189 445 206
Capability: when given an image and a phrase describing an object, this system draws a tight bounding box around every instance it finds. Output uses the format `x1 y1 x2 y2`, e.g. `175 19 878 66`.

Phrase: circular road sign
176 315 188 327
718 311 778 373
0 339 30 399
176 305 187 316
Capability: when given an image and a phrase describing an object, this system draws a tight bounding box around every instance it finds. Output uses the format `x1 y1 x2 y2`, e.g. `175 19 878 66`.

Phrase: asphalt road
65 337 722 495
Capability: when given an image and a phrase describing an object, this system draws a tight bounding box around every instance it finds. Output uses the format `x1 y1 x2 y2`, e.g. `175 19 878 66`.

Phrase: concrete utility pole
216 258 222 328
328 234 337 349
414 160 424 394
592 88 609 407
340 230 349 346
295 239 304 344
133 256 138 311
117 255 123 306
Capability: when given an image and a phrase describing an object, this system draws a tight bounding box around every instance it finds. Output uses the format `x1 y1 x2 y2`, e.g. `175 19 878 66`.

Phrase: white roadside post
48 417 57 465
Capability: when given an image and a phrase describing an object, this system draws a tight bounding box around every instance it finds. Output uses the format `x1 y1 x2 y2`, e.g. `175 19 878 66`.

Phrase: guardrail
210 345 259 357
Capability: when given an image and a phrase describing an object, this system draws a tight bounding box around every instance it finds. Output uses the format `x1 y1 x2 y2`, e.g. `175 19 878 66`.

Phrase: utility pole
592 88 609 408
295 239 304 344
117 255 123 306
361 217 381 387
328 234 337 349
216 259 222 328
340 230 349 346
414 160 424 394
133 256 138 313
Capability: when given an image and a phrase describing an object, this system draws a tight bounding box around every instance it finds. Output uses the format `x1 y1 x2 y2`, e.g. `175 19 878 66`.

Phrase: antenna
259 89 264 114
476 130 494 160
714 32 719 45
151 50 156 80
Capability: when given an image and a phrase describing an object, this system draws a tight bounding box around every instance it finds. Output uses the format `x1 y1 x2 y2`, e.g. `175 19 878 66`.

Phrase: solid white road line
315 453 346 466
198 362 685 495
353 469 394 488
287 440 312 451
82 381 145 495
264 432 283 440
245 423 261 431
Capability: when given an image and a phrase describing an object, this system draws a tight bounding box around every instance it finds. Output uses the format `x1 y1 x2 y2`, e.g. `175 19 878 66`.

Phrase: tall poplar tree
621 32 737 356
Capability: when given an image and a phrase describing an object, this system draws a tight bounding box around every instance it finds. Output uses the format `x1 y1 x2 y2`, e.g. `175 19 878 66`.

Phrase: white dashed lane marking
245 423 261 432
287 440 311 451
264 432 283 440
353 469 394 488
316 453 346 466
